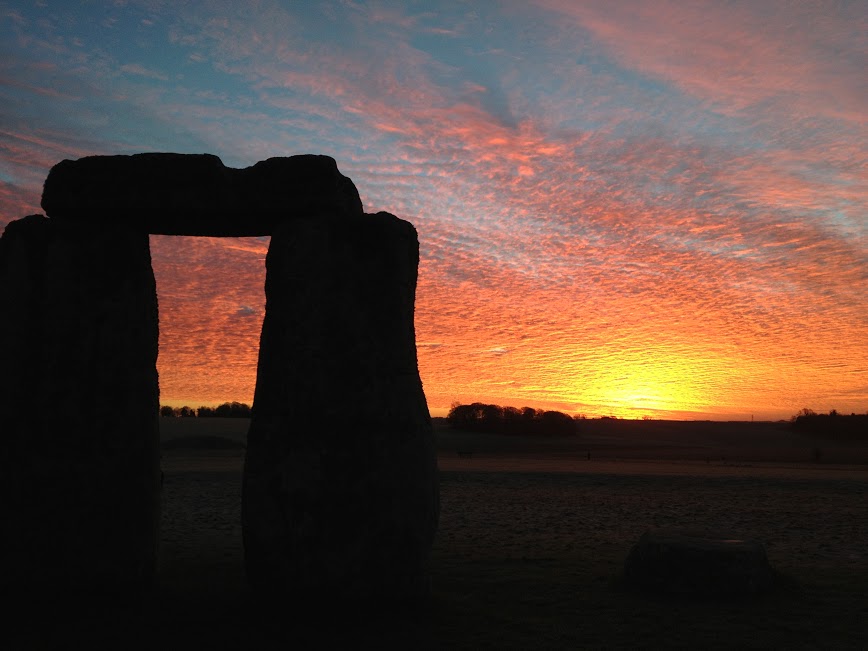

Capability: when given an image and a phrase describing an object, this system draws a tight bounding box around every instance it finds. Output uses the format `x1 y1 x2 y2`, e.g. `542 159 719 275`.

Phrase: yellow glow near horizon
561 354 723 419
3 2 867 425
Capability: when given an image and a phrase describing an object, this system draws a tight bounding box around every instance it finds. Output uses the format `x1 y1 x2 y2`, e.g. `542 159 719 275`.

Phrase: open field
436 417 868 466
11 418 868 648
159 415 868 464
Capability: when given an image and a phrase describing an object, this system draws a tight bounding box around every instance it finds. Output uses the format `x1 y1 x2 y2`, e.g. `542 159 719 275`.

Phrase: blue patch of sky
653 227 760 263
407 28 517 112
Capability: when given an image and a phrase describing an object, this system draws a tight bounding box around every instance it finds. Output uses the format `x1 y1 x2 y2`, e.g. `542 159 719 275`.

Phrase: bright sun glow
565 356 719 419
3 3 865 421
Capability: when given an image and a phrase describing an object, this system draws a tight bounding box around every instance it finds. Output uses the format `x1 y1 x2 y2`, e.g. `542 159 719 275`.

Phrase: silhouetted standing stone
0 215 160 596
1 152 438 605
243 211 439 604
624 528 774 598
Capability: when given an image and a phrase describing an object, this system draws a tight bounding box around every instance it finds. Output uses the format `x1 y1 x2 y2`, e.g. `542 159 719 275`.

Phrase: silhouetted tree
480 403 503 430
538 410 576 436
160 402 253 418
447 402 578 437
447 403 476 431
502 406 522 434
214 401 252 418
792 409 867 440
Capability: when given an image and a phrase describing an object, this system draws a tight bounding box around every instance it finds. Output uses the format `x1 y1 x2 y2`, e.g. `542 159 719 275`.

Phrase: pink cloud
149 235 268 406
1 0 863 418
535 0 867 122
120 63 169 81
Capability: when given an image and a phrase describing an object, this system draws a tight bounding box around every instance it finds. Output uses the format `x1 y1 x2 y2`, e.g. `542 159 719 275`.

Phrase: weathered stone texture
624 528 775 598
0 215 161 594
243 211 439 603
41 153 363 236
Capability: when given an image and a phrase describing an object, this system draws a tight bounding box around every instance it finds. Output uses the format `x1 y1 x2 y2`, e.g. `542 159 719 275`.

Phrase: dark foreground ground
9 419 868 649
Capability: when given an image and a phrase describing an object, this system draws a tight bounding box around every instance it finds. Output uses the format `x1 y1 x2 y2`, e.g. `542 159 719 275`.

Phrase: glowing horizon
2 2 866 421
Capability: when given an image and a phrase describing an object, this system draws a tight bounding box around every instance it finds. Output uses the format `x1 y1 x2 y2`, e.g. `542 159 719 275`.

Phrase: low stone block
624 528 775 598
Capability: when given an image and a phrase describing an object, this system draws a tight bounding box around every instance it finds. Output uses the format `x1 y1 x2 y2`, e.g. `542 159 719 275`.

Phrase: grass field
11 418 868 649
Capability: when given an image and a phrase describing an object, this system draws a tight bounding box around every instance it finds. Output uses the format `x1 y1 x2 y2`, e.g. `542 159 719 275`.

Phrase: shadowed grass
10 552 865 649
429 551 867 649
160 434 246 450
8 420 867 648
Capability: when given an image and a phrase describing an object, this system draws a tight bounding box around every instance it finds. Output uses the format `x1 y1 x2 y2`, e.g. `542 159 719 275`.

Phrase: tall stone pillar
243 211 439 604
0 215 161 596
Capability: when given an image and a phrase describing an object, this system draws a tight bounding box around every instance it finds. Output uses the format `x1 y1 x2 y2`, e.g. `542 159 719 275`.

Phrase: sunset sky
1 1 865 420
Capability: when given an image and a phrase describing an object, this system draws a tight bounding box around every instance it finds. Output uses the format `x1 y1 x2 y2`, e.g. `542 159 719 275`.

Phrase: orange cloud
1 1 864 419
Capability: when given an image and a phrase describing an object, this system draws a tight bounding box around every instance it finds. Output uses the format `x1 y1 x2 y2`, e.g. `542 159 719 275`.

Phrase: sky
1 1 865 420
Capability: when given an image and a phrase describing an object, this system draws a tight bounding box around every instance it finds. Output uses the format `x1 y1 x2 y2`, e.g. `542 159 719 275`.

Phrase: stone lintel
41 153 364 236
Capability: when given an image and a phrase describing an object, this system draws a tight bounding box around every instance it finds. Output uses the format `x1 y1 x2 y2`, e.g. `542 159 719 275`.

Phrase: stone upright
0 215 161 596
243 210 440 604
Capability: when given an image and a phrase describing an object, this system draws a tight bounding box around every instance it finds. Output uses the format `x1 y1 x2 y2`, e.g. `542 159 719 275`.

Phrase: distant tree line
791 409 868 440
447 402 579 436
159 401 252 418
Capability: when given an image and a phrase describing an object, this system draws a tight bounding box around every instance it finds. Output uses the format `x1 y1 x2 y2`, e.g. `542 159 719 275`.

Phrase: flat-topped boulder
41 153 364 236
624 528 775 598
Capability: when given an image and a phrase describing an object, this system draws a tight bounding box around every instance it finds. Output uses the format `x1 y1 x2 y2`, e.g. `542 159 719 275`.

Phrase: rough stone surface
41 153 364 236
624 528 775 598
242 211 439 604
0 214 161 595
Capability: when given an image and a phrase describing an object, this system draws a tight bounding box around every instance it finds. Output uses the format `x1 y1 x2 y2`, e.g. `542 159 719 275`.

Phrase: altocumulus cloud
0 1 864 418
235 306 257 318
